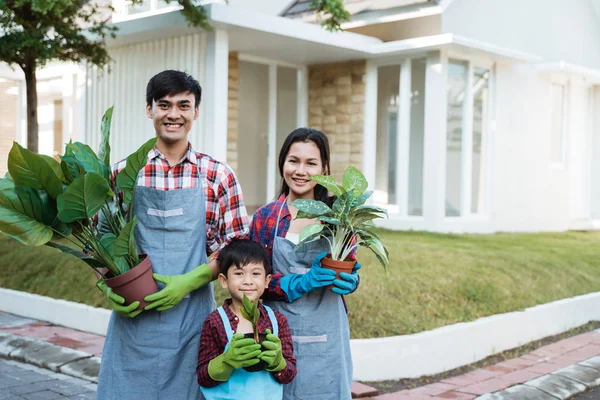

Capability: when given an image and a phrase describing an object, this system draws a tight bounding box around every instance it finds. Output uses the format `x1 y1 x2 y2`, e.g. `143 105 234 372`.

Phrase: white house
1 0 600 234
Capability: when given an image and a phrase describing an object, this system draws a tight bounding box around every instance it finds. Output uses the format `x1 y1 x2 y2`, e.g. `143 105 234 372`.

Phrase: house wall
489 64 595 232
85 33 207 163
347 14 440 42
0 81 18 176
307 60 366 181
442 0 600 69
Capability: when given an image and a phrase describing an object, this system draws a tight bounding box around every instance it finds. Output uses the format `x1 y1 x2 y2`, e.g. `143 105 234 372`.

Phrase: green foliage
116 137 158 206
310 0 351 31
240 293 261 343
292 166 389 270
0 107 153 277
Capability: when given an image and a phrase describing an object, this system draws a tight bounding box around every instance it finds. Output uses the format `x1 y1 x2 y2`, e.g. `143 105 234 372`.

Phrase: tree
0 0 349 153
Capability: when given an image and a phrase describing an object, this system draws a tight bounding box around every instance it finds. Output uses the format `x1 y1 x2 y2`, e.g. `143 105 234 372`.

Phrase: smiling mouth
164 123 184 129
292 178 309 184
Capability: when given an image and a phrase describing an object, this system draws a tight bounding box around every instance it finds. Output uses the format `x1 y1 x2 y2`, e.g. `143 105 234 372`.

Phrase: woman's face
282 141 325 200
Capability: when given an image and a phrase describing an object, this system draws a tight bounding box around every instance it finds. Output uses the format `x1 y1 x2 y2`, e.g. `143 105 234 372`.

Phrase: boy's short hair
146 70 202 108
218 238 272 276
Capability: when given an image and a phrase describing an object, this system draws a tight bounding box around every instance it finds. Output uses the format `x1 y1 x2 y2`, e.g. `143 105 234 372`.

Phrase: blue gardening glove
280 252 336 302
331 262 361 295
144 263 212 311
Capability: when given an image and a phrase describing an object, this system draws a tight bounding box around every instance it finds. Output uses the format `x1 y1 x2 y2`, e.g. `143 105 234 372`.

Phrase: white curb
2 287 600 381
0 288 111 336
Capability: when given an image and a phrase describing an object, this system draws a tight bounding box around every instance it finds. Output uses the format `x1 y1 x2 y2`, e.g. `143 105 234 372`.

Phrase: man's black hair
218 238 272 276
146 70 202 108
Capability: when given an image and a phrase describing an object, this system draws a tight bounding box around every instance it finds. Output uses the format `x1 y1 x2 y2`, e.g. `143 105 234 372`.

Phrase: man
96 70 249 399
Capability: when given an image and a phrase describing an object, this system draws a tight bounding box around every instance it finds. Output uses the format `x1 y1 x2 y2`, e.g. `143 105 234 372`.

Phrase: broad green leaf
65 142 110 181
309 175 344 197
0 187 53 245
299 223 324 242
318 215 342 225
4 172 13 181
365 238 389 270
342 166 368 196
98 106 114 167
99 233 117 255
57 172 113 223
353 204 389 218
349 211 385 227
60 155 86 183
0 178 14 192
332 190 354 217
116 137 157 205
8 142 64 198
98 233 126 275
292 199 332 217
352 190 373 207
45 242 106 270
39 154 66 183
114 217 138 269
13 186 53 226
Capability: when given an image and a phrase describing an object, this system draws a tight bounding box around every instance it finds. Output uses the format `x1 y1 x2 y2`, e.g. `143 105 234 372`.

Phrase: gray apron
264 200 353 400
98 166 215 400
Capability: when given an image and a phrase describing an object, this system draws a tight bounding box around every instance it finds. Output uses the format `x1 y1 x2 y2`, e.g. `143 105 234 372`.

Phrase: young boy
197 239 297 399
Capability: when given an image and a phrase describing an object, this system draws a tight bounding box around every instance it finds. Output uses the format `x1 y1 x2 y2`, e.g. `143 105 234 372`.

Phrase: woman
249 128 361 400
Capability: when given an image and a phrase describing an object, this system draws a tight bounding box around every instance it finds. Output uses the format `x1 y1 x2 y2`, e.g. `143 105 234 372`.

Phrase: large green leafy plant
292 166 389 270
0 107 156 278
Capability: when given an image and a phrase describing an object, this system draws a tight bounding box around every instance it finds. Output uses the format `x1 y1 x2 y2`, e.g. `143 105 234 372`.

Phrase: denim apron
97 165 215 400
200 305 284 400
264 200 353 400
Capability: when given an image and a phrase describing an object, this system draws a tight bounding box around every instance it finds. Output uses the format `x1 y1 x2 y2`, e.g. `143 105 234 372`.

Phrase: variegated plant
0 107 156 278
292 166 389 270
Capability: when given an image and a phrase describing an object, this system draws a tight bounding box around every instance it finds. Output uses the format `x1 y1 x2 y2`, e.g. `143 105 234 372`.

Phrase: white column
297 67 308 127
266 64 278 202
203 29 229 163
460 62 474 216
363 61 378 191
74 65 87 143
422 51 448 230
61 73 76 148
17 80 27 146
396 59 411 216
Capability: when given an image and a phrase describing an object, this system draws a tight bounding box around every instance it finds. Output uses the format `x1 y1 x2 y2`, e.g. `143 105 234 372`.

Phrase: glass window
408 58 426 216
375 65 400 205
127 0 151 14
445 60 468 217
471 67 489 214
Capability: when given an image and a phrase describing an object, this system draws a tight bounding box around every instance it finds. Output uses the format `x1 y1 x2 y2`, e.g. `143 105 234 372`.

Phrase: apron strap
216 307 234 342
263 305 278 336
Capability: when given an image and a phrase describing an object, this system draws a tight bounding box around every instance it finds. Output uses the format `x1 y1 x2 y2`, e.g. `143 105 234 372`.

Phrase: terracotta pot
320 254 356 290
104 255 158 310
242 333 268 372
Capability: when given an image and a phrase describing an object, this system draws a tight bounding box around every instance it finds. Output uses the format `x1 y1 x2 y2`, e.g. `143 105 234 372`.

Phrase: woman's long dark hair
278 128 334 207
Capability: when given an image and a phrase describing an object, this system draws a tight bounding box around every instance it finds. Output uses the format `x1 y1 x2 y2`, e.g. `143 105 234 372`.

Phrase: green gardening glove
208 333 262 382
260 329 286 372
144 263 212 311
96 279 142 318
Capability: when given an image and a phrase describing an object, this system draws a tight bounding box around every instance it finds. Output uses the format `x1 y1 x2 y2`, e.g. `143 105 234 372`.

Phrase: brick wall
307 60 366 180
227 52 239 173
0 81 18 176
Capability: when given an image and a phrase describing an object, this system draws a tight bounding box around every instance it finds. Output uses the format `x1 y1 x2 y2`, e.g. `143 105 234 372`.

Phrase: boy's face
146 91 198 145
218 262 271 304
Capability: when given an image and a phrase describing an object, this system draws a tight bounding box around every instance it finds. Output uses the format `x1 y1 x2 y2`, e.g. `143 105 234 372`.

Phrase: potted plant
292 166 389 282
0 106 158 309
240 293 268 372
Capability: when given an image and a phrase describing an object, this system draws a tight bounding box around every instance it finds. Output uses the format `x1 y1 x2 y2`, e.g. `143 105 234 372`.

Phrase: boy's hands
260 329 286 372
208 333 262 381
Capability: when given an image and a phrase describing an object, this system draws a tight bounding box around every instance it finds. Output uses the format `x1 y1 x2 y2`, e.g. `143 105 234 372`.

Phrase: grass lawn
1 230 600 339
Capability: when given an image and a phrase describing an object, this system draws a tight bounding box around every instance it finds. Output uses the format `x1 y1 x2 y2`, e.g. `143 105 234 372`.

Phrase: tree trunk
23 65 39 153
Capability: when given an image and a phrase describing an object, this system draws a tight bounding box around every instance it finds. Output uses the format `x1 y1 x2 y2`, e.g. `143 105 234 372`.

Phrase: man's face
146 92 198 144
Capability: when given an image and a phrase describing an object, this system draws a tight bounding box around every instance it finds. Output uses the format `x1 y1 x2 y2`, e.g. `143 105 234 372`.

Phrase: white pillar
203 29 229 163
422 51 448 230
297 67 308 127
363 61 378 191
266 64 277 202
17 80 27 146
396 59 412 216
460 62 474 216
74 65 87 143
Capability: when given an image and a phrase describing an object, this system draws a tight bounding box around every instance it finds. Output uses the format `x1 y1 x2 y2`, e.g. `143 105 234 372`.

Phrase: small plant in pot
240 293 268 372
292 166 389 283
0 106 158 309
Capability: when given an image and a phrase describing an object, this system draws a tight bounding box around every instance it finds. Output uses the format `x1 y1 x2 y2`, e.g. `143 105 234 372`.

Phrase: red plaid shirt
197 299 297 387
112 143 249 256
